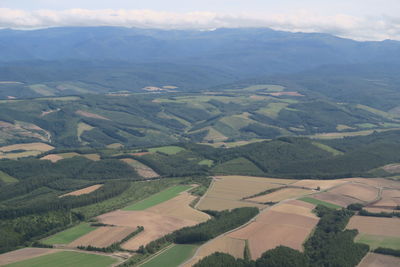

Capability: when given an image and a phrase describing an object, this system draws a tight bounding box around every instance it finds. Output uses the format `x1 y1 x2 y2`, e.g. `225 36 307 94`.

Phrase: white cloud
0 8 399 41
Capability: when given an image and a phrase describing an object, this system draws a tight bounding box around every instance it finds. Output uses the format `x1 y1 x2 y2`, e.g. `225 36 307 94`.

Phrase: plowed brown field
359 253 400 267
328 183 379 202
197 176 294 211
0 248 57 265
182 236 245 267
227 202 318 259
346 216 400 236
291 179 348 191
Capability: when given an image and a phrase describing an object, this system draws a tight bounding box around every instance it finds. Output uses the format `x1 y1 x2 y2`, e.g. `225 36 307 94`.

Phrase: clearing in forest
121 158 159 179
3 251 118 267
0 170 18 183
59 184 103 198
148 146 185 155
196 176 294 211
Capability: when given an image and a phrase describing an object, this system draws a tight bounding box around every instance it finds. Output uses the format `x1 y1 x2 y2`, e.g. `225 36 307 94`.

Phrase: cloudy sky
0 0 399 41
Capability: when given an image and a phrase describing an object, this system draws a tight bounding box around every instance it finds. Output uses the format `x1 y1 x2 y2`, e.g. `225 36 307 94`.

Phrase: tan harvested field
197 176 294 211
40 154 64 163
268 91 304 96
311 191 361 207
345 178 400 189
83 153 101 161
291 179 348 191
359 253 400 267
228 204 319 259
98 210 200 250
328 183 379 202
121 158 159 179
0 142 54 152
371 189 400 209
0 248 57 265
182 236 245 267
0 150 43 159
60 184 103 197
347 216 400 236
75 110 110 120
69 226 134 248
147 191 210 223
382 163 400 174
248 188 313 203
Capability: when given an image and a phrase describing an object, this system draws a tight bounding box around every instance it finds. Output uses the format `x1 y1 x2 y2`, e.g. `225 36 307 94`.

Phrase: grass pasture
198 159 213 167
4 251 117 267
300 197 342 209
123 185 192 210
140 244 198 267
148 146 185 155
42 223 97 245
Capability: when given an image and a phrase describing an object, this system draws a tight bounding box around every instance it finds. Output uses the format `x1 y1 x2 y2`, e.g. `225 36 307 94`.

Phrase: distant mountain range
1 27 399 79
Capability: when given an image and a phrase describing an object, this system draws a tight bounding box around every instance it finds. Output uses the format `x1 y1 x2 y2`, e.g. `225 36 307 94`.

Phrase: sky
0 0 399 41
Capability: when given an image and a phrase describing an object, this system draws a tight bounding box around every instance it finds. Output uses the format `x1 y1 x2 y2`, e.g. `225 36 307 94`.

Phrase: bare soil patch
60 184 103 197
346 216 400 237
69 226 134 248
248 188 313 203
197 176 294 211
76 110 109 120
97 210 199 250
0 248 57 265
359 253 400 267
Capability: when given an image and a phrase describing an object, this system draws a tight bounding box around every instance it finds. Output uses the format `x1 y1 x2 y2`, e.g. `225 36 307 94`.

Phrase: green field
140 244 198 267
198 159 214 167
312 142 344 156
123 185 192 210
5 251 117 267
300 197 342 209
42 223 97 245
148 146 185 155
212 157 265 176
0 170 18 183
356 233 400 250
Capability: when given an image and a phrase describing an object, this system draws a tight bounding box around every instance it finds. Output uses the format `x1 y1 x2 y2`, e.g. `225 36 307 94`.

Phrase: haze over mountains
1 27 400 85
